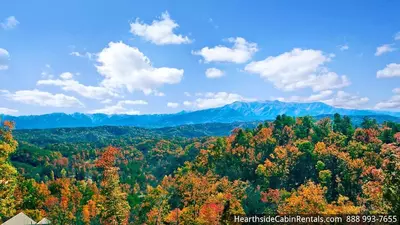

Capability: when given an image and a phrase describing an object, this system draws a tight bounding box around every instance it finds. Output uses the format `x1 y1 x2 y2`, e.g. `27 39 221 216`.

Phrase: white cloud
323 91 369 109
88 100 147 115
146 90 165 97
130 11 191 45
375 95 400 109
0 107 18 115
377 63 400 78
375 44 396 56
60 72 74 80
307 90 334 101
245 48 350 92
70 51 94 60
1 16 19 30
2 89 84 108
184 92 191 97
193 37 258 64
167 102 179 108
275 90 368 109
183 101 192 106
375 88 400 109
277 90 334 103
96 42 184 94
184 92 256 109
338 44 349 51
394 32 400 41
37 72 119 100
119 100 148 105
205 68 224 78
0 48 10 70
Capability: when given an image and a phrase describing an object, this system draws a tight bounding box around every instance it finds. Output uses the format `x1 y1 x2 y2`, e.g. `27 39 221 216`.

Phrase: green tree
312 118 332 143
295 116 313 139
361 117 378 129
333 114 354 140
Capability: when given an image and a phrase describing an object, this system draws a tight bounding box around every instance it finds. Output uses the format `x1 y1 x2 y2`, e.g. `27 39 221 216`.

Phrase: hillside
13 121 261 144
2 114 399 224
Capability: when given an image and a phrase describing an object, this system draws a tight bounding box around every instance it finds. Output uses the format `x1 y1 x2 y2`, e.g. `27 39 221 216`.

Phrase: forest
1 114 399 224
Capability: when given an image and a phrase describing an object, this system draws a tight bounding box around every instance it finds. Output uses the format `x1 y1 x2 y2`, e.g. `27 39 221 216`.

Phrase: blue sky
1 0 400 115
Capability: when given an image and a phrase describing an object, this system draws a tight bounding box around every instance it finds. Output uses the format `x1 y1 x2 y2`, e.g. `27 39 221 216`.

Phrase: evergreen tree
361 117 378 129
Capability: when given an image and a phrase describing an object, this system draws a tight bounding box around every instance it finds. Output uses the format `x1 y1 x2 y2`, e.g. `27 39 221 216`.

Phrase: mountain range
2 101 400 129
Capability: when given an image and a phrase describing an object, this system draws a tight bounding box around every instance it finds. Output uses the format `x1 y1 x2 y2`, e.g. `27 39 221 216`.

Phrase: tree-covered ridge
1 114 399 224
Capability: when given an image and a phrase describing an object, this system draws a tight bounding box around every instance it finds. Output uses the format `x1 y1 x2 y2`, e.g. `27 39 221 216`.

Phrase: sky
0 0 400 116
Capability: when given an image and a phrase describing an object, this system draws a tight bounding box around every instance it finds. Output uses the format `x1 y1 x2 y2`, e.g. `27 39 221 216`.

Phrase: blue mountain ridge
1 100 399 129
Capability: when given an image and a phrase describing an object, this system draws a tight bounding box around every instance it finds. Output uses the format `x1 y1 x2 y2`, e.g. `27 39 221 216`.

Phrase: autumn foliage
1 114 400 224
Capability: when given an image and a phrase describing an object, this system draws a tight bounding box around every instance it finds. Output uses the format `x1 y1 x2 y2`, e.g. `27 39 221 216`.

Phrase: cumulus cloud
88 100 147 115
2 89 84 108
0 48 10 70
96 42 184 95
130 11 191 45
306 90 334 101
375 88 400 109
205 68 224 78
60 72 74 80
377 63 400 78
323 91 369 109
183 101 192 106
119 100 147 105
245 48 350 92
275 90 368 109
1 16 19 30
375 44 396 56
193 37 258 64
167 102 179 108
37 72 119 100
40 42 175 100
375 96 400 109
184 92 256 109
277 90 334 103
184 92 191 97
0 107 18 115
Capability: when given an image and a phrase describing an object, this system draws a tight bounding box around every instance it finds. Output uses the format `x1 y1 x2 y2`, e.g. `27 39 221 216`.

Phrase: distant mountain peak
2 100 400 129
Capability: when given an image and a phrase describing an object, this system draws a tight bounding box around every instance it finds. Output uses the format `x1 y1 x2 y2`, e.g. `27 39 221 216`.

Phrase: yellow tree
0 121 19 221
142 167 247 224
96 146 130 225
256 145 302 188
278 181 361 215
278 181 328 214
